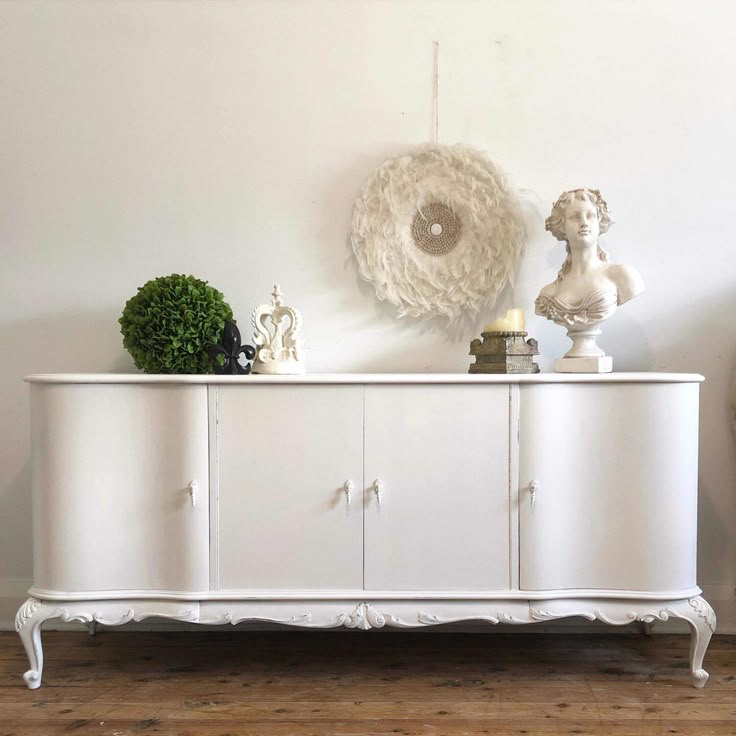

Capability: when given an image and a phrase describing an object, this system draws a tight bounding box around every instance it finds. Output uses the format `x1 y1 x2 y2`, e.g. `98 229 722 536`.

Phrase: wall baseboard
2 578 734 633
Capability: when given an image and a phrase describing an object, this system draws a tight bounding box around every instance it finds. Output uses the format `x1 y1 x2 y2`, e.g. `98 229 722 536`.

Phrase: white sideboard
17 373 714 689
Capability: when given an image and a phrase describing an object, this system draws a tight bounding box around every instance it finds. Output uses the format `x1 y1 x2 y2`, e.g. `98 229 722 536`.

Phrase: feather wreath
350 144 525 325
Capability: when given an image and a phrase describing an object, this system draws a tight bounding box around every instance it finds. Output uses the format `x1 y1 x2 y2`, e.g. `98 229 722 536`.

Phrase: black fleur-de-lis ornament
208 321 256 375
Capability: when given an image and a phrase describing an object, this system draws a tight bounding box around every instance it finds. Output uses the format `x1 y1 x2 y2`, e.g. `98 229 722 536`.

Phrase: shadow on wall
598 310 654 372
654 285 736 584
1 460 31 581
0 311 133 579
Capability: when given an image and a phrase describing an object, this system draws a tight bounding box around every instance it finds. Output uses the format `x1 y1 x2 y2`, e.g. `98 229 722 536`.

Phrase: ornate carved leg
15 598 55 690
670 596 716 688
641 620 655 636
88 621 98 636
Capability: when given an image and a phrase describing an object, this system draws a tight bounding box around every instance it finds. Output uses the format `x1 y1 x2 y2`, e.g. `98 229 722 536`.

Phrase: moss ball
119 274 234 374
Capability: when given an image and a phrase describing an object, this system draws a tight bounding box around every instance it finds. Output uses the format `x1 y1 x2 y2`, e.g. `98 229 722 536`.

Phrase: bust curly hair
545 188 615 282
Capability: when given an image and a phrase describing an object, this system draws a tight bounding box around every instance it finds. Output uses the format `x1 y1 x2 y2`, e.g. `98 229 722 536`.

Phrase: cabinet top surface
26 372 704 385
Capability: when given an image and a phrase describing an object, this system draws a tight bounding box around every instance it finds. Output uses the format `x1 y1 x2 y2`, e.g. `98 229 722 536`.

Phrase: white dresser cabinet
17 374 714 690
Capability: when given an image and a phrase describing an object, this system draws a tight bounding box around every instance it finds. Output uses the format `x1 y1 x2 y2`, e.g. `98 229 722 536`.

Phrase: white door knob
343 480 354 510
373 479 384 507
529 479 539 508
188 480 198 509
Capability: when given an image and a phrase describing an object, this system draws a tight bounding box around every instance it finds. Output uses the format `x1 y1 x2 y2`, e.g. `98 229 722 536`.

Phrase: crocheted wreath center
411 202 463 256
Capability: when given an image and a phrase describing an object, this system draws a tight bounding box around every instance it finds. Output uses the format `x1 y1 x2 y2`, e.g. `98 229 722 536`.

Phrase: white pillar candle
484 308 526 332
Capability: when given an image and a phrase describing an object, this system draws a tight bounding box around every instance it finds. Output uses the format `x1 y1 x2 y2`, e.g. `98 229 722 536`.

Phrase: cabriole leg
671 596 716 688
15 598 55 690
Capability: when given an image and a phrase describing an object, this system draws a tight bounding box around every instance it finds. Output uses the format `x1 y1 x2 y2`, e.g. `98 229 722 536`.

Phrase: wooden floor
1 630 735 735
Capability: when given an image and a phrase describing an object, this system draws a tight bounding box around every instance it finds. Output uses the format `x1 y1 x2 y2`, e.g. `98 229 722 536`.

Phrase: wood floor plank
2 723 736 736
1 631 734 735
4 699 736 719
2 680 736 703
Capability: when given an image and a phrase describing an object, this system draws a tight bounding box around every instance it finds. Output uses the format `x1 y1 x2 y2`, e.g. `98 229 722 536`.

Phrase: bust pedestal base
555 356 613 373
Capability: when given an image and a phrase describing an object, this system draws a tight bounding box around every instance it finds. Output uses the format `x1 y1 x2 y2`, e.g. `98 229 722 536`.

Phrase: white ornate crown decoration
251 285 305 375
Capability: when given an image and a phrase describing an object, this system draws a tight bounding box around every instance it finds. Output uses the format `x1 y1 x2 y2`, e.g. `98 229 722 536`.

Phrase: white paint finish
509 384 521 590
364 386 510 590
14 595 714 631
207 386 220 589
519 383 700 592
22 585 705 603
29 384 210 593
216 385 363 590
8 578 736 633
15 594 715 689
18 378 716 684
24 373 704 385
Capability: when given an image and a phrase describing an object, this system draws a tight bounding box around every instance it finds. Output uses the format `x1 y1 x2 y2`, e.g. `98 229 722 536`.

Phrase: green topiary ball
119 274 234 374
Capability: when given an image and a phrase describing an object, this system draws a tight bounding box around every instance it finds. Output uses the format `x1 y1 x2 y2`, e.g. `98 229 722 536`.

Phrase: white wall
2 0 735 629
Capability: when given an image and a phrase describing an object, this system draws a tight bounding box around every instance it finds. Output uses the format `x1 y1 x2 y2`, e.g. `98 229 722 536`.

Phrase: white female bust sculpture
535 188 644 372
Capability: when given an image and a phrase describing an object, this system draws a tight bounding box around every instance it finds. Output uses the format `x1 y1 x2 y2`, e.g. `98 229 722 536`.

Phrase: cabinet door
217 385 363 590
364 385 510 591
31 384 210 593
519 383 699 592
